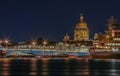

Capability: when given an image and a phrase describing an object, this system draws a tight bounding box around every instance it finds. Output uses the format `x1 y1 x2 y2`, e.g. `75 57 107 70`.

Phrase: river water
0 58 120 76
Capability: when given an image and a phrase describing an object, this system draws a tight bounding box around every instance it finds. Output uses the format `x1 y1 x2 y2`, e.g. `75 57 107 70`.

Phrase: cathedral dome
75 14 88 29
74 14 89 41
76 22 87 29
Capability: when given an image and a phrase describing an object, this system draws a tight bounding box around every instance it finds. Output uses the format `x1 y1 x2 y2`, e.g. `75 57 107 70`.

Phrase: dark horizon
0 0 120 42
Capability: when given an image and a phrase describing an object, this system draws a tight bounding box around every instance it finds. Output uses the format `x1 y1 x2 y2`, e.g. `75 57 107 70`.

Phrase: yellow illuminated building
74 14 89 41
63 33 70 42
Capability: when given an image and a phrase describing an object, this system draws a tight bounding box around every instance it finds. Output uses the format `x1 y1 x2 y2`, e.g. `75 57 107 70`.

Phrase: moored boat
89 47 120 59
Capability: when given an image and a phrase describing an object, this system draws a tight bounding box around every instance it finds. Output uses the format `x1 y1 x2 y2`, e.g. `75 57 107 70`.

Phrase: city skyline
0 0 120 41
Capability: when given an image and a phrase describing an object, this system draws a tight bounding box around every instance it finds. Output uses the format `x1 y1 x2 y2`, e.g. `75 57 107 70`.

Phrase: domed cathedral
74 14 89 41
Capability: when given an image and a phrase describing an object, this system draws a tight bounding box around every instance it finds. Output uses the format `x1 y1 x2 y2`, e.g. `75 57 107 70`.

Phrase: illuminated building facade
93 16 120 49
63 14 92 46
63 33 70 42
74 14 89 41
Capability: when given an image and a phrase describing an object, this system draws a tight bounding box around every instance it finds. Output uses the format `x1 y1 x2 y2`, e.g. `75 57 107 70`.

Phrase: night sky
0 0 120 42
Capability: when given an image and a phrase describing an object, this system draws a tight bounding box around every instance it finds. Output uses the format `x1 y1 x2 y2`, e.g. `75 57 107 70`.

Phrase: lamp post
0 40 2 46
43 40 47 45
5 39 9 48
32 41 36 49
43 40 48 49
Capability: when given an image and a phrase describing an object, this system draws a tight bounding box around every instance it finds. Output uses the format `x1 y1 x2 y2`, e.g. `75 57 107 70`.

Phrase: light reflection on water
0 58 120 76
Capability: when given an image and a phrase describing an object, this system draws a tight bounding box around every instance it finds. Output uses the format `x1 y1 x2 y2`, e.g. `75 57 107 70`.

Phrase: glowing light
5 40 9 43
112 30 115 37
0 40 2 43
32 41 36 45
43 40 48 45
4 39 9 46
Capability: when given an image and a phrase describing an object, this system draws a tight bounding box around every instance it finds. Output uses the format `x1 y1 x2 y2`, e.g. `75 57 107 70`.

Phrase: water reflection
9 59 31 76
0 58 120 76
89 59 120 76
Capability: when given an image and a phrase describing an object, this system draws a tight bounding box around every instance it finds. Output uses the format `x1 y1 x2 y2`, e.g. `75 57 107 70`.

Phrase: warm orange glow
31 40 37 45
4 39 9 47
0 40 2 43
112 30 115 37
5 40 9 44
43 40 47 45
32 41 36 45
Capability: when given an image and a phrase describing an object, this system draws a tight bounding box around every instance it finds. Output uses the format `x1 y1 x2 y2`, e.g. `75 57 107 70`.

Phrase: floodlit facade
93 16 120 50
74 14 89 41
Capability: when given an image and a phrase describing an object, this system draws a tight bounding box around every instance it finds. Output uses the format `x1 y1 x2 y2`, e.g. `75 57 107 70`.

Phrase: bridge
2 48 90 57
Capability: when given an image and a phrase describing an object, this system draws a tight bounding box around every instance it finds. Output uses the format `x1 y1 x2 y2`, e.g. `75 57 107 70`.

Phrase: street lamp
0 40 2 46
43 40 48 49
32 41 36 45
32 41 36 48
5 39 9 48
43 40 47 45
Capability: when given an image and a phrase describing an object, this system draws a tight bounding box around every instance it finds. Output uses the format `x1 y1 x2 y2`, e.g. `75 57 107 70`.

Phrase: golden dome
74 14 89 41
76 22 87 29
75 14 88 29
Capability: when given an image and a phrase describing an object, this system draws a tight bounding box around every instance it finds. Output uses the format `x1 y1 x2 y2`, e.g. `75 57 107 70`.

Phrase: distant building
74 14 89 41
63 33 70 42
93 16 120 48
63 14 91 46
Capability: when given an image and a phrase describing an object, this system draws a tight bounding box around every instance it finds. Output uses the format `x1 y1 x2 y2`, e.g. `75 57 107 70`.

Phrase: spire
80 13 84 22
66 33 68 36
108 16 116 25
